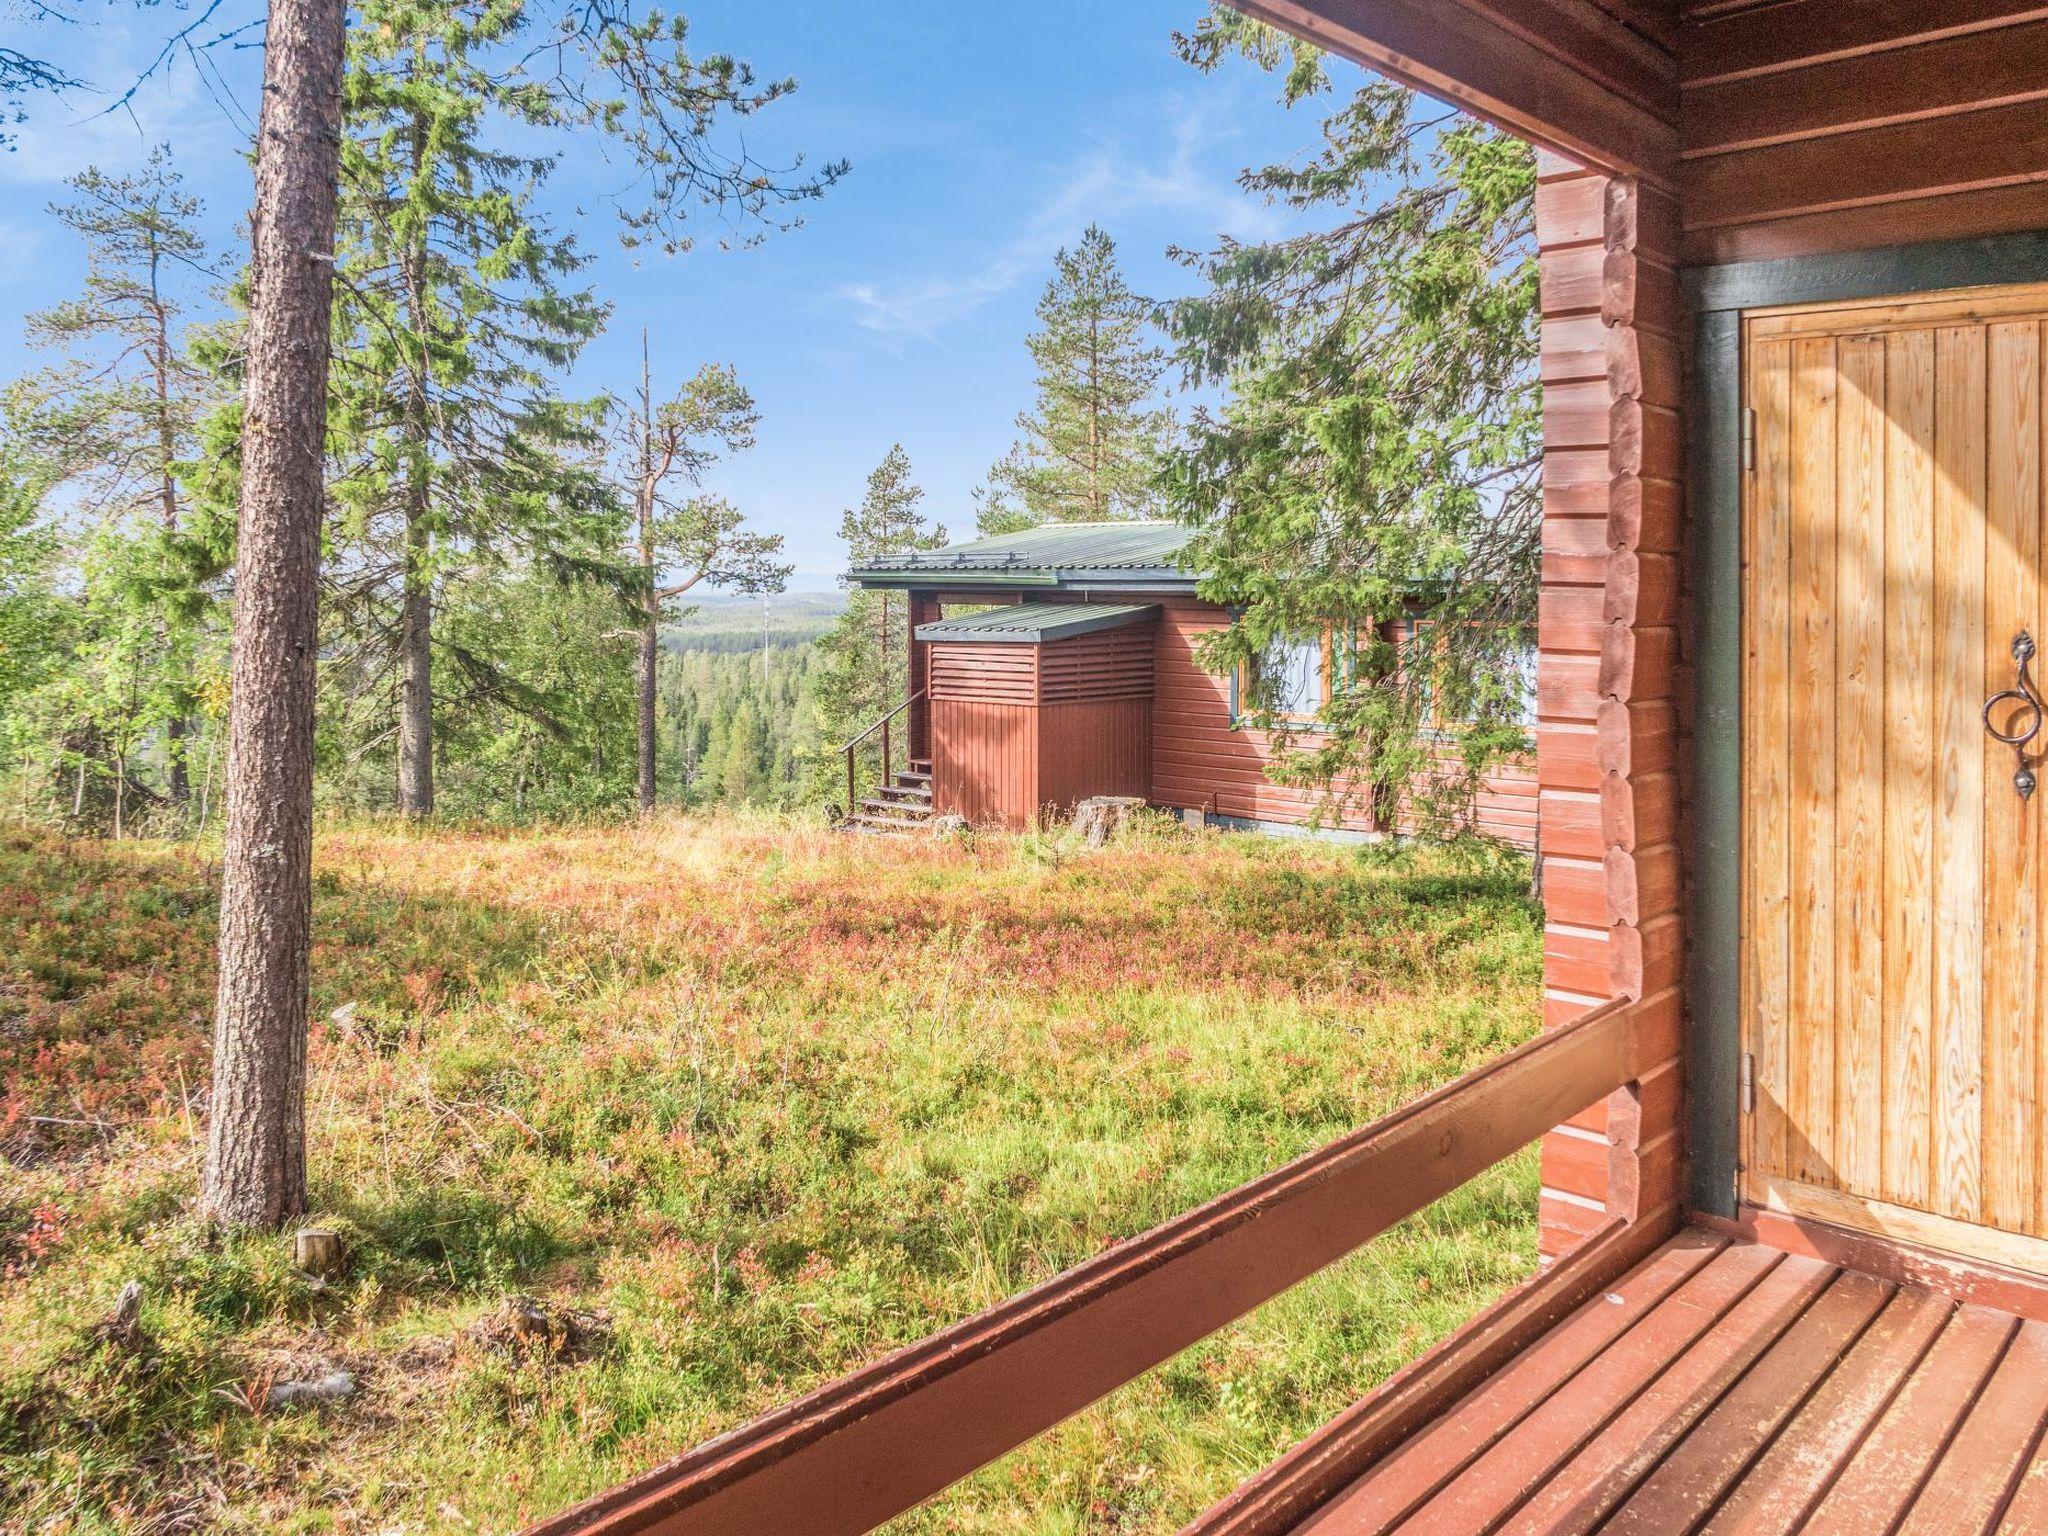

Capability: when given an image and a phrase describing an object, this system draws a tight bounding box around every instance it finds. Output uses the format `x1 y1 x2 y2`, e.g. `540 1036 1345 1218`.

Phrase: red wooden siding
926 621 1157 828
928 642 1037 705
931 700 1036 825
1039 627 1153 701
1679 1 2048 265
1038 700 1151 812
1532 151 1686 1261
1149 597 1538 847
1148 597 1380 835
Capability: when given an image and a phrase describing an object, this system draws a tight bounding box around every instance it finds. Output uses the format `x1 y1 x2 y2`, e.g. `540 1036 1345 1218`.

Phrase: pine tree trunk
397 504 434 817
638 590 658 814
395 119 434 820
202 0 346 1231
1088 313 1102 520
166 714 189 807
636 335 658 815
154 251 191 810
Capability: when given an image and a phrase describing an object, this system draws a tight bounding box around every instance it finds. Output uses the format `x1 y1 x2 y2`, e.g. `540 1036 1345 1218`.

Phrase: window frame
1233 625 1353 731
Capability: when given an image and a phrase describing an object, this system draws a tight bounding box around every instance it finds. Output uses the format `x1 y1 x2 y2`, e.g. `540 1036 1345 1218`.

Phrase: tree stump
1072 796 1146 849
293 1227 345 1279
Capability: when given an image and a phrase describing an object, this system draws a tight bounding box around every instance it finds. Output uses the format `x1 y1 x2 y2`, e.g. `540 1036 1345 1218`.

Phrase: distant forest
656 594 842 808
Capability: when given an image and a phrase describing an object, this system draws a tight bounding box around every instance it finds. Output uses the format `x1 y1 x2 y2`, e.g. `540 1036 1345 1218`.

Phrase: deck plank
1292 1233 1727 1534
1797 1303 2019 1534
1595 1268 1897 1534
1376 1247 1819 1535
1235 1235 2048 1536
1694 1287 1954 1535
1897 1319 2048 1534
1373 1243 1789 1534
2000 1434 2048 1530
1483 1253 1838 1535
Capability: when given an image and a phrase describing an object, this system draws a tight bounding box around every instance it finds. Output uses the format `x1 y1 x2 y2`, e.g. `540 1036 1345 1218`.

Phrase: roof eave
848 566 1201 593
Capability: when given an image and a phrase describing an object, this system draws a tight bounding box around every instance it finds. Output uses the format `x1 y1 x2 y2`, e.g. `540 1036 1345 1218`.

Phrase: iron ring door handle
1985 630 2045 799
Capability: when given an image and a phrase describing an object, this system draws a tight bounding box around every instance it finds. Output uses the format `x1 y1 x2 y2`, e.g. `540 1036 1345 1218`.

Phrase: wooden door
1744 283 2048 1273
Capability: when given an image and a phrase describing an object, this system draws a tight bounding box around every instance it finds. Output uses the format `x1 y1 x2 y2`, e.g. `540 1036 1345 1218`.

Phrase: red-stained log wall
1532 148 1686 1258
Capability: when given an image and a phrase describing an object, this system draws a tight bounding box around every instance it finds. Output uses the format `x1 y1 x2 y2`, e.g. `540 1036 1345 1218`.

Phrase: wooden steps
843 759 935 836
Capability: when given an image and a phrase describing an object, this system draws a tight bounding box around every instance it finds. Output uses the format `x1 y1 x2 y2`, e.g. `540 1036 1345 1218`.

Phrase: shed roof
851 520 1196 591
913 602 1158 644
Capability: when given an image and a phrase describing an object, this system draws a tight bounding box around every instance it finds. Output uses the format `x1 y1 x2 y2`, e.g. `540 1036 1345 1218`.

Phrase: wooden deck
1274 1227 2048 1534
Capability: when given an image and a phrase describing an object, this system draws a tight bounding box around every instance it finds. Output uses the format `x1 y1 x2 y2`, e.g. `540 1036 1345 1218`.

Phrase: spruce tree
978 224 1171 532
1164 11 1540 833
324 1 617 819
811 445 941 799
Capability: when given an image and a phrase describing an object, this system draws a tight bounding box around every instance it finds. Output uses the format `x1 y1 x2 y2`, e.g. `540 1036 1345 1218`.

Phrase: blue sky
1 2 1344 588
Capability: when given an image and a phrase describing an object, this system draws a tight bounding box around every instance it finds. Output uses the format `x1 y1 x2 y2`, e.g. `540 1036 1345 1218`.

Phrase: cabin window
1404 620 1537 728
1268 633 1327 718
1236 629 1337 725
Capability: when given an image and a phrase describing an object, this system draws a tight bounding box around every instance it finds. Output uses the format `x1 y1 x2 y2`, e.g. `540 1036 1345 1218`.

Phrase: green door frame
1682 229 2048 1219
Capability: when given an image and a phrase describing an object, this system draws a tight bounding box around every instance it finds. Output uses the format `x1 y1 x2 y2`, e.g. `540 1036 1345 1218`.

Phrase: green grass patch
0 813 1542 1531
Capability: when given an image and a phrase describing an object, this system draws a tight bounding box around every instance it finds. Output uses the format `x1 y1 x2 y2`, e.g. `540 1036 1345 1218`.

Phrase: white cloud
837 92 1285 340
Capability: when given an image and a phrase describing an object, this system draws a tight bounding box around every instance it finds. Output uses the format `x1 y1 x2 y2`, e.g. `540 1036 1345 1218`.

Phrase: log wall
1533 149 1687 1257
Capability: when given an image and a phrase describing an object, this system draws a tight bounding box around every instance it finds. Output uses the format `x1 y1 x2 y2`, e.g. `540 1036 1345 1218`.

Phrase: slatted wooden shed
916 602 1156 828
530 4 2048 1533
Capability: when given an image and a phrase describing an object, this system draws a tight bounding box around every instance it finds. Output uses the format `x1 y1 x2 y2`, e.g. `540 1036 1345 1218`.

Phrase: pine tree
10 149 224 817
979 224 1171 532
622 335 789 813
203 0 349 1231
203 0 839 1227
811 445 941 799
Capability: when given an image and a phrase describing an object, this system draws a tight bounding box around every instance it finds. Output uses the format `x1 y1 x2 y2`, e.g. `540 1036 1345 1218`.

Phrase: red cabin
841 520 1538 842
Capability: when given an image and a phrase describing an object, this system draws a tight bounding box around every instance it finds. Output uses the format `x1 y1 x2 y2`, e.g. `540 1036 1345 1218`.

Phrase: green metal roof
913 602 1159 644
850 520 1197 590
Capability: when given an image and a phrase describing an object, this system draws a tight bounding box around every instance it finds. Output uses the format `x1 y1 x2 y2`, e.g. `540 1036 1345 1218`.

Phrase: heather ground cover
1 814 1542 1533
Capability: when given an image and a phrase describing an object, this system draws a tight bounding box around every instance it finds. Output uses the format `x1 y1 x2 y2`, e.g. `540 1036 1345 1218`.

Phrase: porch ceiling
1244 1 2048 265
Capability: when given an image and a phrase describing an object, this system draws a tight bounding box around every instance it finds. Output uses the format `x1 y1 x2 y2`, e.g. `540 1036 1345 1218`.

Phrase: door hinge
1739 1051 1756 1115
1741 407 1757 473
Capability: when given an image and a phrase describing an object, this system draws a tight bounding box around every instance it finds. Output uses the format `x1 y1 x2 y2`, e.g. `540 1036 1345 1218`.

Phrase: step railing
838 690 925 817
525 997 1654 1536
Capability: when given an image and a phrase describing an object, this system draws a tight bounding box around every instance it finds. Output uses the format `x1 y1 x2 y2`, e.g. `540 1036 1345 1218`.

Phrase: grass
0 812 1544 1533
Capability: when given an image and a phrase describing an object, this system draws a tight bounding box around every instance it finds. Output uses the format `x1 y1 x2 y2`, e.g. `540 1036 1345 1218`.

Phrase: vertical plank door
1743 283 2048 1273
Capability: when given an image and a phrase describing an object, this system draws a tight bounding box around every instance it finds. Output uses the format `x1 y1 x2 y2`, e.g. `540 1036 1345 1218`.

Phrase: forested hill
662 592 846 653
656 593 846 808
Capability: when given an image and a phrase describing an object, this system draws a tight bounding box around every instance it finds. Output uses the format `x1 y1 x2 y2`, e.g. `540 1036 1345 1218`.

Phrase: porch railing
838 689 924 816
526 996 1660 1536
